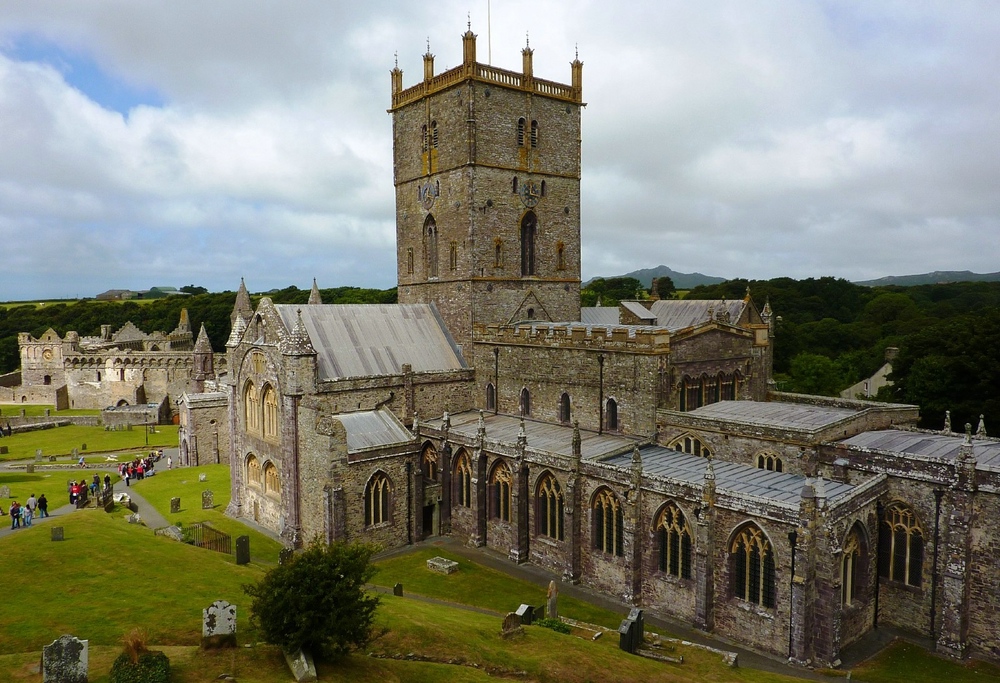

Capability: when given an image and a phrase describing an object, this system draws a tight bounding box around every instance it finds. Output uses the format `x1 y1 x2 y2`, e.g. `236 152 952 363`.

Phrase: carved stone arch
534 469 564 540
420 441 439 480
452 448 473 508
653 499 694 578
591 485 625 556
364 470 393 526
488 458 513 522
728 521 777 608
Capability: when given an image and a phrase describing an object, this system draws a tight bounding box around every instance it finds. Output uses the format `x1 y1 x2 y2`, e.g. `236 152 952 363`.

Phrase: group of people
0 422 14 437
7 494 48 529
118 452 158 486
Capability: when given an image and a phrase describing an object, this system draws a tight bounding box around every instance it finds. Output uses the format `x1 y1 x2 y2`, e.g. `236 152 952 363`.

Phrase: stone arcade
186 31 1000 666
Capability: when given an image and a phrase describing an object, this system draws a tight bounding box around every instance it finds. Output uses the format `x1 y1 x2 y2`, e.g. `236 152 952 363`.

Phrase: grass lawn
131 464 285 565
851 639 1000 683
0 423 178 461
0 404 100 417
0 469 119 513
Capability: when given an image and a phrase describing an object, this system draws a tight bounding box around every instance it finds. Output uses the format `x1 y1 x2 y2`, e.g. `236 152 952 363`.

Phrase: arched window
704 373 720 405
263 462 280 496
246 454 262 488
536 472 564 541
530 120 538 148
453 450 472 508
512 176 519 193
592 488 623 556
424 215 438 278
494 237 503 268
879 503 923 587
520 212 537 276
421 124 428 152
243 381 260 434
731 524 776 608
421 444 438 481
406 247 414 274
606 398 619 431
519 387 531 416
559 393 571 423
720 372 735 401
556 241 565 270
756 453 783 472
490 461 512 522
365 472 392 526
516 118 525 146
449 242 458 270
670 435 711 458
262 385 278 441
43 375 51 385
656 502 692 579
431 120 438 148
540 180 546 196
842 526 865 606
486 383 496 411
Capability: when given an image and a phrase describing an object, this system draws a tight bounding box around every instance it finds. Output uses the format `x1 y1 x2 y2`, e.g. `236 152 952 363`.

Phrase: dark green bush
535 617 570 634
109 650 170 683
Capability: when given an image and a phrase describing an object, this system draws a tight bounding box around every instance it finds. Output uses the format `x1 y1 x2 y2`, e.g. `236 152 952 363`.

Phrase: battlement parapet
473 323 671 352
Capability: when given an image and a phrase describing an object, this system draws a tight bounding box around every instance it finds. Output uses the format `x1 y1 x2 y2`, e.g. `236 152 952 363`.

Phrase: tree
653 276 676 300
180 284 208 295
244 540 381 658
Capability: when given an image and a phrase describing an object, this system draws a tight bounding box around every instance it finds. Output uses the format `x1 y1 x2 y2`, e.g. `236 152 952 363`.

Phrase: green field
0 423 178 461
0 404 100 417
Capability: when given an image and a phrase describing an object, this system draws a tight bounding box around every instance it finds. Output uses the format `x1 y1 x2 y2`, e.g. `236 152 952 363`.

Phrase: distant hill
585 265 727 290
855 270 1000 287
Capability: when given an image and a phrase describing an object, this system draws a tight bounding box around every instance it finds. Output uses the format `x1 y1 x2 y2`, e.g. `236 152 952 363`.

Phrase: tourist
22 500 32 527
25 494 36 522
70 481 80 504
167 455 172 470
123 469 130 487
37 493 48 518
9 500 20 529
104 474 111 491
91 474 100 495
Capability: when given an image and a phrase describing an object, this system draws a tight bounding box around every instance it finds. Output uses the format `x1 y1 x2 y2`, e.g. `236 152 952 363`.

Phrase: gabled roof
272 304 466 380
840 429 1000 473
688 400 859 431
648 299 747 330
336 409 415 453
580 307 621 325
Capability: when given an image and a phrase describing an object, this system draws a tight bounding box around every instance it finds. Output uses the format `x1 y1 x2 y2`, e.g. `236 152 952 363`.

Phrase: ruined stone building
184 31 1000 667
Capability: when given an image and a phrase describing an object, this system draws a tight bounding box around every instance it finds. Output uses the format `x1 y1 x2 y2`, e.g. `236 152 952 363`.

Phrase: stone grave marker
49 455 57 462
516 604 534 625
202 490 214 509
618 619 636 654
155 525 183 541
235 536 250 565
0 446 7 455
0 484 10 498
426 556 459 574
279 547 295 565
26 463 34 473
42 634 88 683
547 580 559 619
393 583 403 596
170 497 181 513
20 408 25 417
202 599 238 648
199 473 207 482
284 648 318 682
628 607 644 649
72 448 78 458
44 408 51 416
81 443 87 450
500 612 524 639
51 527 64 541
35 448 43 460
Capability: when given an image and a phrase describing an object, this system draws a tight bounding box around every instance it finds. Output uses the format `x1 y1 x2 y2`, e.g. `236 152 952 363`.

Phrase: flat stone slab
426 556 459 574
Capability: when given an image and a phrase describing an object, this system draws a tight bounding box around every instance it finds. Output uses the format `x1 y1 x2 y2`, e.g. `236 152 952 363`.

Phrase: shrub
244 539 381 657
109 650 170 683
535 617 570 634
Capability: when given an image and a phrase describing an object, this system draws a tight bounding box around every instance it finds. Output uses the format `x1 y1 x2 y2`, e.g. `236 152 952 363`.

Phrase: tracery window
262 385 278 441
731 524 775 608
842 528 863 605
536 472 564 541
421 444 438 481
756 453 783 472
243 381 260 434
365 472 391 526
559 392 571 423
656 502 692 579
431 120 438 148
246 454 262 488
670 435 711 458
490 461 513 522
263 462 281 496
421 124 428 152
454 450 472 508
592 488 623 556
878 503 923 587
520 212 537 276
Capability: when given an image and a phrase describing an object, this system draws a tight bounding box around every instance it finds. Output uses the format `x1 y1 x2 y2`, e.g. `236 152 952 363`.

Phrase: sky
0 1 997 301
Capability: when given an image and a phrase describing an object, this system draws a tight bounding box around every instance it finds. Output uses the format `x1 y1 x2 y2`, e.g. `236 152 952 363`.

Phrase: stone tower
390 29 584 357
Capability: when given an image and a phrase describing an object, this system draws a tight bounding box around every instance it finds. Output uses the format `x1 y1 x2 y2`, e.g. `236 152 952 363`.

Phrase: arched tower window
421 443 438 481
606 398 619 431
731 524 776 608
453 450 472 508
485 383 496 411
243 381 260 434
406 247 414 274
421 124 428 152
520 212 537 276
843 525 866 606
424 215 438 278
263 462 281 497
530 120 539 148
655 502 693 578
490 460 512 522
431 120 438 148
592 488 623 556
559 393 571 423
449 242 458 270
365 472 392 526
516 118 525 146
536 472 564 541
262 385 278 441
519 387 531 416
879 502 923 587
556 241 565 270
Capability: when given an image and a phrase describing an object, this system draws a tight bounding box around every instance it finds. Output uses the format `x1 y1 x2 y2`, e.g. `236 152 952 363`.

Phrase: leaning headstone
42 634 88 683
170 497 180 513
127 513 143 525
51 527 64 541
202 599 238 649
235 535 250 565
547 580 559 620
393 583 403 597
516 604 534 626
279 547 295 565
628 607 645 647
26 463 34 473
199 473 207 482
0 485 10 498
618 619 637 654
202 490 214 509
284 648 317 682
500 612 524 639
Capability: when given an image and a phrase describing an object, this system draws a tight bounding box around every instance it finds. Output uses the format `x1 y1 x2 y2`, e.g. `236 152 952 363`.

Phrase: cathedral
179 31 1000 667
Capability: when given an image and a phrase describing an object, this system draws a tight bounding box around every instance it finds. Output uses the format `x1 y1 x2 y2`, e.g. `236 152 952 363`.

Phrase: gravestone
516 604 534 626
0 446 7 455
279 547 295 565
45 408 50 416
20 408 25 417
547 580 559 619
284 648 317 682
155 525 183 541
628 607 645 648
71 448 78 459
26 464 34 473
36 448 43 460
0 485 10 498
500 612 523 639
170 497 180 513
426 556 459 574
51 527 64 541
618 619 637 654
393 583 403 597
42 634 88 683
202 599 238 649
199 473 207 482
49 455 57 462
235 536 250 565
81 444 87 450
202 491 214 509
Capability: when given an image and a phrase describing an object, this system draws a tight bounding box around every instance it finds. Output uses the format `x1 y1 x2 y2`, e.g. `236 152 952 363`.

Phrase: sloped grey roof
273 304 466 380
649 299 746 330
688 401 859 431
336 410 415 453
604 445 855 505
621 301 657 322
840 429 1000 472
580 307 620 325
423 411 637 460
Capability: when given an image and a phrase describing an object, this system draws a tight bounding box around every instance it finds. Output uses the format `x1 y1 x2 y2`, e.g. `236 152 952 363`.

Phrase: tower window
494 238 503 268
406 247 414 274
540 180 546 196
530 120 539 148
559 392 571 422
517 118 525 147
520 211 537 276
424 215 438 278
606 398 619 431
486 383 496 411
556 241 566 270
519 387 531 416
431 120 438 148
421 124 428 152
450 242 458 270
512 176 519 193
